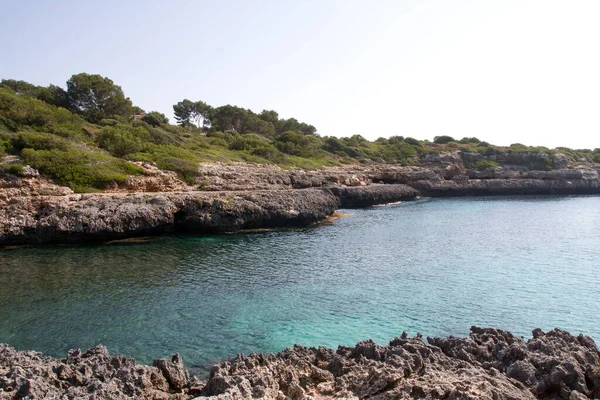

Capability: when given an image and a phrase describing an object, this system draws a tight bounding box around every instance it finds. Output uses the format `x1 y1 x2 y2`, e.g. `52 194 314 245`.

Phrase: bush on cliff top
0 162 25 176
469 160 500 170
22 147 143 192
0 87 88 142
97 124 150 157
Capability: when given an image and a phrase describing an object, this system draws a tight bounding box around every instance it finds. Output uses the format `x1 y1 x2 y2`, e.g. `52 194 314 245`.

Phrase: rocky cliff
1 150 600 245
1 327 598 399
0 189 340 245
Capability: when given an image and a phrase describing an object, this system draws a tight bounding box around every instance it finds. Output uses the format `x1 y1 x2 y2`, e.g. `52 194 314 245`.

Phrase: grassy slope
0 87 598 193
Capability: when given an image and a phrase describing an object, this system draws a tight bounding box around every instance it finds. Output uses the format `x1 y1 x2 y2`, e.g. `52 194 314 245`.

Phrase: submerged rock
1 327 598 399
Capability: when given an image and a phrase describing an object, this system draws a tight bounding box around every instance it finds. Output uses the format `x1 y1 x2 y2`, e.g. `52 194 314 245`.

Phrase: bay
1 195 599 370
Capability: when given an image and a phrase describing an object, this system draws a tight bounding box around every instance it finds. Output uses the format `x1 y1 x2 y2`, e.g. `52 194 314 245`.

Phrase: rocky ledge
1 327 599 399
0 162 419 245
2 150 600 245
0 189 338 245
0 184 417 245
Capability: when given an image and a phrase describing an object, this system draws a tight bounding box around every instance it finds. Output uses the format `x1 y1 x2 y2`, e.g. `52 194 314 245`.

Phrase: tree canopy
433 135 456 144
173 98 317 138
173 100 212 128
142 111 169 127
66 73 133 122
1 79 69 109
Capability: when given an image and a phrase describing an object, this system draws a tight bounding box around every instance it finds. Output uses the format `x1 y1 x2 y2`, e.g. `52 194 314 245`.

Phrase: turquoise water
1 196 599 370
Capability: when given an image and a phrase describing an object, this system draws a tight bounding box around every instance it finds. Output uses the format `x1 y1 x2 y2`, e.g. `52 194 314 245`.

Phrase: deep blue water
1 195 599 370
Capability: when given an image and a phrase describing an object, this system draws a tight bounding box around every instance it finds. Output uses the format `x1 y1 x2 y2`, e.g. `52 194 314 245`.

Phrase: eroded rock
1 328 598 399
199 327 600 399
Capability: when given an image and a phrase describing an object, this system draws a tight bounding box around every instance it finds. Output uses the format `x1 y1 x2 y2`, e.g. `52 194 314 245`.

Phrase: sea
1 195 599 371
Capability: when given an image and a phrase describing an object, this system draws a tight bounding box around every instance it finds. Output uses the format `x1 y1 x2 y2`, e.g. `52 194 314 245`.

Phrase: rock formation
1 327 598 399
0 189 341 245
0 344 193 400
2 150 600 245
0 162 418 245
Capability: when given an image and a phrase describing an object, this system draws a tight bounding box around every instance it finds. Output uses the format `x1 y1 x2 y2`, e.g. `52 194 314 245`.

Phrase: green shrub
283 155 337 169
0 87 88 141
379 141 417 162
147 127 179 145
321 136 365 158
249 144 284 161
141 111 169 127
187 136 211 150
13 131 72 151
508 143 528 152
531 156 553 171
128 144 200 183
459 137 481 144
156 157 198 184
274 131 320 157
97 124 149 157
0 130 14 154
484 146 497 156
433 135 455 144
131 119 151 129
469 159 499 170
0 141 9 155
404 137 421 147
142 144 199 162
99 118 119 126
387 136 404 145
0 163 24 176
22 148 143 192
206 131 235 143
208 137 229 147
160 124 186 135
230 134 276 151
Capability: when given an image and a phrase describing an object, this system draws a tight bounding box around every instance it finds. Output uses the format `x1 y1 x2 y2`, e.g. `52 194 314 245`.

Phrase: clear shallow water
1 195 599 370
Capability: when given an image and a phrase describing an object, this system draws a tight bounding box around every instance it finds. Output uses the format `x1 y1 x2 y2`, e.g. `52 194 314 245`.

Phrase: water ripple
1 195 599 369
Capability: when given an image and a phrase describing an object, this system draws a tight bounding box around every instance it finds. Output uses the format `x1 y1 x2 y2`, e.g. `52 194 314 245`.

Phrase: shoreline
0 184 419 246
2 186 600 247
2 158 600 246
1 327 598 399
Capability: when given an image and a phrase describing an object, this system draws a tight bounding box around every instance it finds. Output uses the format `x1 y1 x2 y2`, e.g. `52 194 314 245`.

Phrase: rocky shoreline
1 327 598 399
2 150 600 245
0 184 417 245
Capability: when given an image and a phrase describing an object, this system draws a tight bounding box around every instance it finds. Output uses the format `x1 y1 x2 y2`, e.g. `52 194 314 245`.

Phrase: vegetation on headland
1 73 599 192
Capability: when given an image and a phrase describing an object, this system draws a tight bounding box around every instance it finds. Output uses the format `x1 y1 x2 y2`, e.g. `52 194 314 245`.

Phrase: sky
1 0 599 149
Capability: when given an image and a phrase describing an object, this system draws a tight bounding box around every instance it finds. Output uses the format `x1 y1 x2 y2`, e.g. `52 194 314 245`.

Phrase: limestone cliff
2 150 600 245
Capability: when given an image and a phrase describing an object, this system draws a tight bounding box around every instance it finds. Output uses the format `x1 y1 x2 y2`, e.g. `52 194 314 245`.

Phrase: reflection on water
1 195 599 370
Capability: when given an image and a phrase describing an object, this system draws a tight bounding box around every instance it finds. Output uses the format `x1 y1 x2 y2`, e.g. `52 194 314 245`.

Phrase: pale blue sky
2 0 599 149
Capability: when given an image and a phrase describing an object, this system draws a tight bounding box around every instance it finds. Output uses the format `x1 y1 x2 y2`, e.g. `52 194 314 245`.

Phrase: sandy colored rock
1 327 598 399
2 153 600 245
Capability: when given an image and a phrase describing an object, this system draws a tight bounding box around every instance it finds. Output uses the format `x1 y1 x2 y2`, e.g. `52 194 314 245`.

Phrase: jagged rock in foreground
2 328 599 399
0 344 193 400
201 327 600 399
